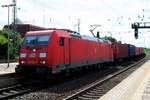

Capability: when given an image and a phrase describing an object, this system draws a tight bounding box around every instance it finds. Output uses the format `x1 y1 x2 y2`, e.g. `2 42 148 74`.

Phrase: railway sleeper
79 94 99 100
89 90 106 94
85 92 103 96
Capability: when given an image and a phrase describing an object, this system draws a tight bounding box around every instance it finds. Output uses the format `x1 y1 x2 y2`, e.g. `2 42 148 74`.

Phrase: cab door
64 38 70 65
59 37 70 65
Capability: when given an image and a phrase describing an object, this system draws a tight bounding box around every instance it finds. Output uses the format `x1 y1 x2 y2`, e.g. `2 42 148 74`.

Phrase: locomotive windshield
23 35 50 46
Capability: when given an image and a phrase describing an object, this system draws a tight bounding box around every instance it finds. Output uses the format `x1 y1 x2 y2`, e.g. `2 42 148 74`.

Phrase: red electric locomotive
16 29 113 74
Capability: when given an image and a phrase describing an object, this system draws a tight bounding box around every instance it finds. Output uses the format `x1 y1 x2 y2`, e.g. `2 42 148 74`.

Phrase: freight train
15 29 144 75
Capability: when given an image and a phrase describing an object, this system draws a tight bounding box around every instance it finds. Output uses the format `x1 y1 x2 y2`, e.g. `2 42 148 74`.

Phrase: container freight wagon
135 47 142 56
112 43 128 60
128 44 135 57
16 29 114 74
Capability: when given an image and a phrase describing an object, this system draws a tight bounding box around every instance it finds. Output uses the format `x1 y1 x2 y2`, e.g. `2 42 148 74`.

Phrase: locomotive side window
59 37 64 46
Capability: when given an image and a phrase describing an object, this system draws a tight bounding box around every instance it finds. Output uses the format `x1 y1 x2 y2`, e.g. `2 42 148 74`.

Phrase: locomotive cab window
23 34 50 46
59 37 64 46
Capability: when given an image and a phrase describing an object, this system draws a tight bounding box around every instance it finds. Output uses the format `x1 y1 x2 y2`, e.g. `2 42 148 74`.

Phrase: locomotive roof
26 30 54 35
26 30 111 44
81 35 112 44
81 35 98 41
26 29 70 37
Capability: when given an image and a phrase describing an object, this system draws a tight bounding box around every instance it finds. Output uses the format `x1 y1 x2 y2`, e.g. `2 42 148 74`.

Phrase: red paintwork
70 39 88 63
19 46 48 65
99 42 113 61
18 29 144 75
18 29 114 74
70 39 113 64
135 47 142 56
112 43 128 59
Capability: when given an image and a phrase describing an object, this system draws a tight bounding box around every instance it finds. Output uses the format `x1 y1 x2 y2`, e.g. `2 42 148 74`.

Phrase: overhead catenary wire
100 0 120 16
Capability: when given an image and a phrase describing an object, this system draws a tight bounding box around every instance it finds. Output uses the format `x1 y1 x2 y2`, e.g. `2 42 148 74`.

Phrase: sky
0 0 150 47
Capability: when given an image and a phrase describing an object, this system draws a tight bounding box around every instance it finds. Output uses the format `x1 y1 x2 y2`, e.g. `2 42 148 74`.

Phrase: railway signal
132 22 150 39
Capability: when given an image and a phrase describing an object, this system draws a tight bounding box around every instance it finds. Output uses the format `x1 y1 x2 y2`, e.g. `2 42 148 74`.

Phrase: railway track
0 73 27 89
0 79 47 100
0 56 145 100
64 57 146 100
0 84 31 99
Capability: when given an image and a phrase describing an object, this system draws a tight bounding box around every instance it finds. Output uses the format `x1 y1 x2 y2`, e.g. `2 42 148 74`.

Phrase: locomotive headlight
21 61 25 64
20 53 26 58
40 61 46 64
42 61 46 64
39 53 47 58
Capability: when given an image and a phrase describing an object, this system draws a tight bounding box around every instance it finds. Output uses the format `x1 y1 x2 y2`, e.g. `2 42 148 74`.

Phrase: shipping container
128 44 135 57
112 43 128 60
135 47 141 56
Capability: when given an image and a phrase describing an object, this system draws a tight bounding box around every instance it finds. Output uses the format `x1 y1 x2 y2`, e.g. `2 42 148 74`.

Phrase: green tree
0 34 8 59
143 48 150 55
0 34 8 45
0 29 22 59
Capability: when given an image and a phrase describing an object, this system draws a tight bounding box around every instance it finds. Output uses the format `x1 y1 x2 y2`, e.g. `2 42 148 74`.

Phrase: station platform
0 62 17 74
99 59 150 100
